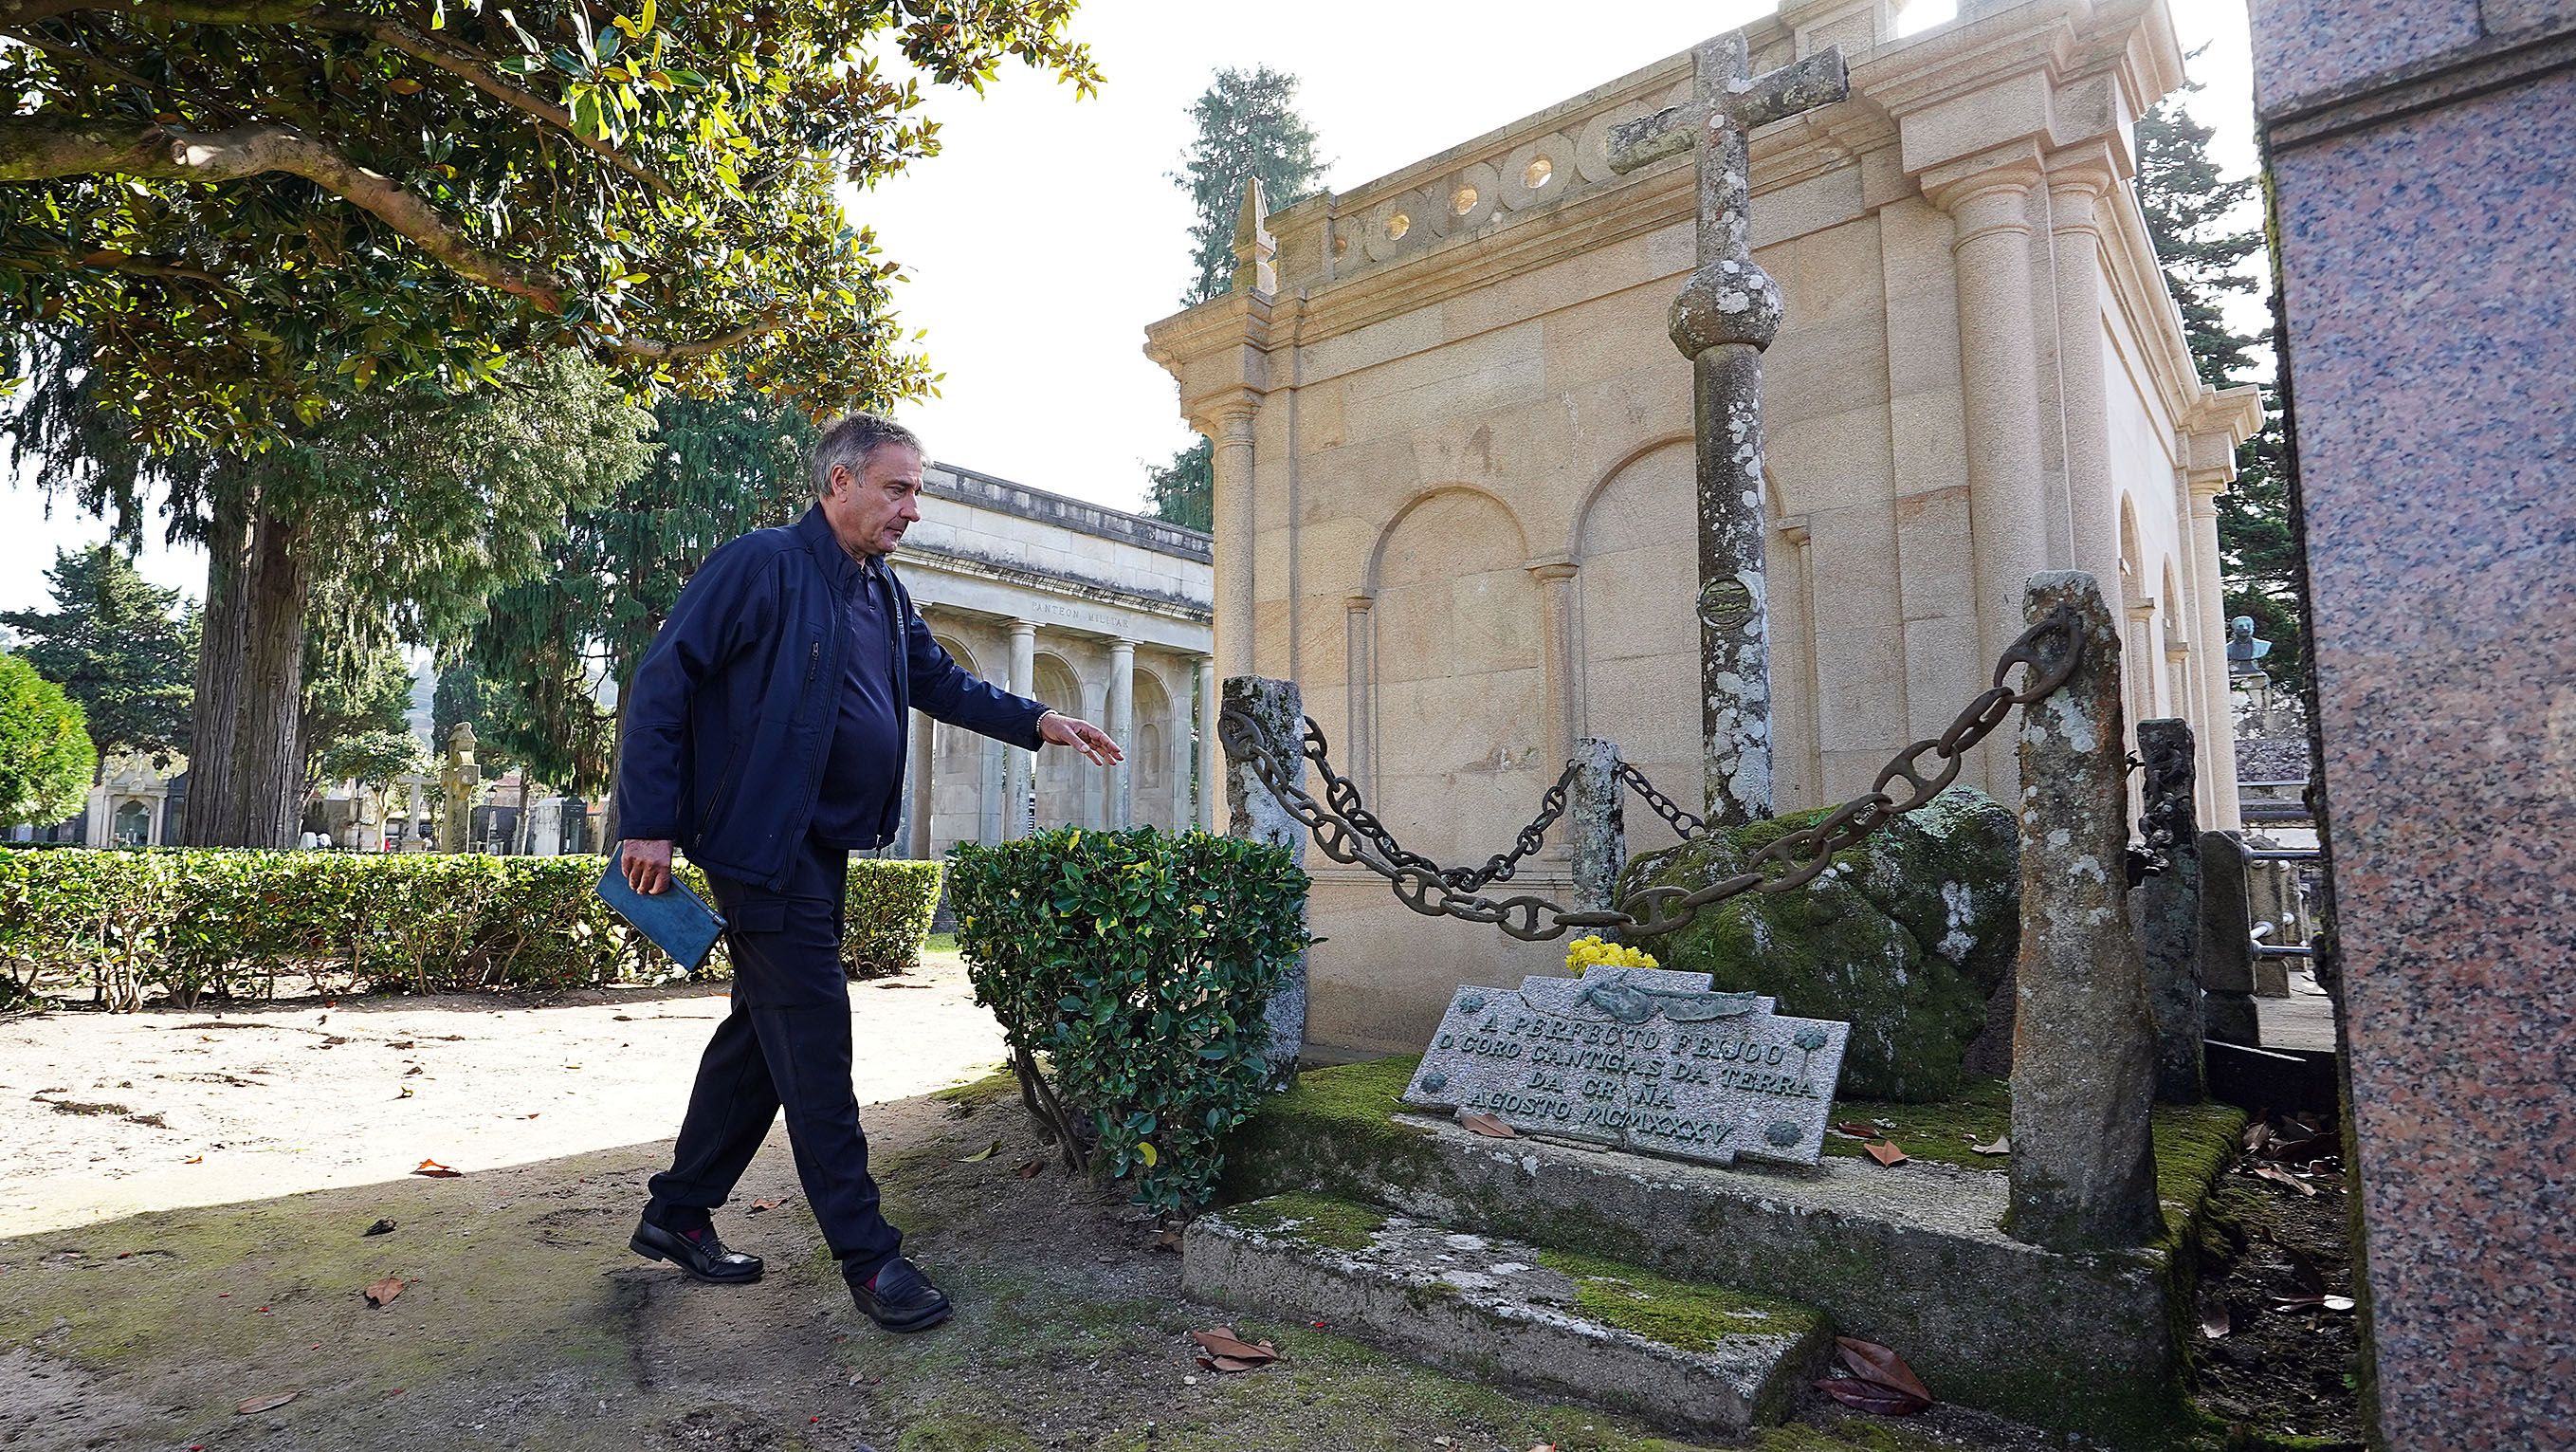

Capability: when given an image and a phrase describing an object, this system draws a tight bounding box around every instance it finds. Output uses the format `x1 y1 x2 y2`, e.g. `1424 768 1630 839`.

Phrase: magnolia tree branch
0 115 571 306
0 113 783 359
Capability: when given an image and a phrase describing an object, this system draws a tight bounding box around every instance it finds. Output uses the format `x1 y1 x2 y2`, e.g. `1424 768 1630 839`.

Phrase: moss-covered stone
1228 1191 1389 1252
1531 1246 1822 1355
1619 786 2019 1102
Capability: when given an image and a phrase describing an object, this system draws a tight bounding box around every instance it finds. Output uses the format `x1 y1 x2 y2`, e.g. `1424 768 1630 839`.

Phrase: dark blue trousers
646 837 902 1284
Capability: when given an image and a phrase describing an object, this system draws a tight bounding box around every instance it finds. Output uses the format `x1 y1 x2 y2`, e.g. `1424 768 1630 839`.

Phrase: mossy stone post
2007 572 2160 1250
1223 675 1307 1084
2196 830 2260 1045
1569 737 1625 913
2132 717 2205 1103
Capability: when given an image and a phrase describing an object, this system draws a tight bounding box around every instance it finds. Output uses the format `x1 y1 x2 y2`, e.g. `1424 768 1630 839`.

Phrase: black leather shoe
630 1217 763 1284
850 1256 951 1333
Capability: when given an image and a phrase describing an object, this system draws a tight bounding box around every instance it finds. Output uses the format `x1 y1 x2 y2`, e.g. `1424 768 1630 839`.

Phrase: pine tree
0 545 195 774
1147 67 1325 530
465 384 817 798
0 651 94 826
2134 80 2305 692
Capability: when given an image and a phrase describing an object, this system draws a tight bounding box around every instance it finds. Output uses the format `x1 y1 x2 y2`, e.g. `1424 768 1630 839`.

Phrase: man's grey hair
811 413 923 498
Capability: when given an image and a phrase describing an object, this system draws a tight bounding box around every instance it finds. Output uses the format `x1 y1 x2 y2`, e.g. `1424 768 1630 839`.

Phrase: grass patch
921 932 959 955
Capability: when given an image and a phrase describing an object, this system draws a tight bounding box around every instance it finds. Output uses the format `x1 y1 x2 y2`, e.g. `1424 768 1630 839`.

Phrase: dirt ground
1 956 2098 1452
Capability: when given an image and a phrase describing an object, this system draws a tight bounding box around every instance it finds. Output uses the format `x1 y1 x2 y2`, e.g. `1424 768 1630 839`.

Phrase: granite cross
1609 32 1848 829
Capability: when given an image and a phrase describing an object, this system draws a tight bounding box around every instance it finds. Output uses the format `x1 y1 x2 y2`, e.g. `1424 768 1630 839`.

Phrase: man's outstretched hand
1039 711 1124 767
622 838 676 896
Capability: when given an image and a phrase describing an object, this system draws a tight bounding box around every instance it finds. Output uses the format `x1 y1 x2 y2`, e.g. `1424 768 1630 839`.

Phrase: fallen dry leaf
1457 1111 1518 1138
2200 1296 2231 1339
1187 1327 1281 1370
2248 1165 2316 1196
1817 1377 1930 1416
411 1159 461 1179
959 1139 1002 1163
1153 1228 1184 1254
363 1219 395 1237
363 1276 404 1307
2271 1293 2356 1313
1834 1335 1933 1405
395 1086 414 1100
1012 1157 1045 1179
2243 1120 2275 1154
235 1390 299 1415
746 1199 782 1214
1863 1140 1909 1167
2285 1247 2328 1296
1968 1135 2010 1156
183 1154 204 1165
1832 1121 1880 1140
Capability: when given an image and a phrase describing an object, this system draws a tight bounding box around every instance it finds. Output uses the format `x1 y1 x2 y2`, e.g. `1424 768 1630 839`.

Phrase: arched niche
1032 652 1087 828
1362 485 1544 863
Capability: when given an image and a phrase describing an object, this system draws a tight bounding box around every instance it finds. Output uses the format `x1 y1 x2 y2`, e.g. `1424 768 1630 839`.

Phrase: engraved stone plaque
1400 965 1851 1167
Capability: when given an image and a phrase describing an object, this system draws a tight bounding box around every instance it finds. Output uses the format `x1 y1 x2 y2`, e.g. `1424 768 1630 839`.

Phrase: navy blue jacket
614 505 1049 890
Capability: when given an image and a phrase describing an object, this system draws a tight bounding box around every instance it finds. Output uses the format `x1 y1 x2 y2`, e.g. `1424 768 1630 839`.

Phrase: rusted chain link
1217 603 2084 942
1617 761 1706 840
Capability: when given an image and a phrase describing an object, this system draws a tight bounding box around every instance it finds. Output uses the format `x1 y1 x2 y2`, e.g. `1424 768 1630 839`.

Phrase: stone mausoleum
1147 0 2263 1057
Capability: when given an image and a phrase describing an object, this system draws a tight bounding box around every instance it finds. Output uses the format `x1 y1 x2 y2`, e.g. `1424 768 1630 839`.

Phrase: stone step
1182 1193 1831 1441
1221 1057 2247 1445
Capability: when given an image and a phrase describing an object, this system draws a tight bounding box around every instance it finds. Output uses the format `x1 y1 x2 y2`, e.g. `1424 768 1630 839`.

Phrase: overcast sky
0 0 2260 616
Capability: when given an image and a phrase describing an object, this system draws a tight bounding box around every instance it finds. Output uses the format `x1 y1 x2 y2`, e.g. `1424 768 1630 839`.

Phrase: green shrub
0 848 941 1009
949 826 1310 1214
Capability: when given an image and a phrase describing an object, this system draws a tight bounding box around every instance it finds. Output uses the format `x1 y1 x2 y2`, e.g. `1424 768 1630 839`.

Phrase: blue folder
594 854 728 973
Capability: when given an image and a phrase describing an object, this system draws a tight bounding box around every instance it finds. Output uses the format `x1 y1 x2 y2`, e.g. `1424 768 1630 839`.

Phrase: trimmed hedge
950 826 1310 1214
0 847 941 1009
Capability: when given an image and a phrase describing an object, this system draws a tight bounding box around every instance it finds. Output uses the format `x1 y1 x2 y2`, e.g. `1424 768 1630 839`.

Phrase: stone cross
1609 33 1848 829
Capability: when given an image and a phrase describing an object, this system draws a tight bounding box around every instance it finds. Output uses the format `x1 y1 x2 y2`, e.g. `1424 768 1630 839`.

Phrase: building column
1169 670 1195 830
1106 638 1136 829
1527 558 1580 780
907 710 936 858
2187 481 2243 827
1927 152 2051 798
2046 145 2124 603
1077 669 1109 828
1004 621 1037 839
1210 397 1259 679
1196 655 1220 831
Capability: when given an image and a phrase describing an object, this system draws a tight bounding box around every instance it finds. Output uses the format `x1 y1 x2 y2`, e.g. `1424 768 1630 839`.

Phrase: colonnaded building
891 462 1218 855
1147 0 2263 1057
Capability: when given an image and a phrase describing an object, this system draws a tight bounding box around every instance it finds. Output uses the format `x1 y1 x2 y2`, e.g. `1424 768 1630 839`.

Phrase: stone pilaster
1196 656 1219 832
2008 571 2159 1251
2045 145 2124 602
1527 558 1579 786
1210 398 1259 680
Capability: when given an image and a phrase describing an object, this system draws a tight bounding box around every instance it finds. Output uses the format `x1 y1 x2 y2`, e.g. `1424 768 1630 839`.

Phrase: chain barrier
1216 603 2085 943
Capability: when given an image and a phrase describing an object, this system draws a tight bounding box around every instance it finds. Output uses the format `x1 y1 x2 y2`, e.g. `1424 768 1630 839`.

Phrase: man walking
612 414 1122 1333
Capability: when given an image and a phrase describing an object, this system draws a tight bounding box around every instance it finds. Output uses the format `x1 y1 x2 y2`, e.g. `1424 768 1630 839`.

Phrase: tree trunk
230 504 311 849
183 476 250 846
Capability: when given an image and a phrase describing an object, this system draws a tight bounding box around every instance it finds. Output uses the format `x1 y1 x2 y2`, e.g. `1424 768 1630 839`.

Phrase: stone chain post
1223 675 1307 1085
2197 831 2261 1045
2007 572 2160 1251
2133 718 2205 1103
1568 738 1626 914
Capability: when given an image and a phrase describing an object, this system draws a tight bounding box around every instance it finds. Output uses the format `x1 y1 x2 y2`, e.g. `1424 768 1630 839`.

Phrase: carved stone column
1210 398 1259 679
1343 595 1374 791
1927 153 2051 798
2046 146 2124 600
1106 638 1136 830
1196 656 1219 831
2186 476 2243 827
908 710 935 858
1004 621 1036 840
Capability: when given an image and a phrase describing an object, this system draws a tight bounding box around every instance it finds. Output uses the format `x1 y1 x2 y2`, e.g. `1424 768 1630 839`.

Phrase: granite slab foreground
1224 1057 2243 1446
